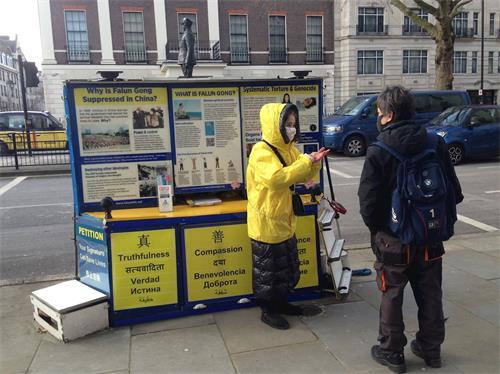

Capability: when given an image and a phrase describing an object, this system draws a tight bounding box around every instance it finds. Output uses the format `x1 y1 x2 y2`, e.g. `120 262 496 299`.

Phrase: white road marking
478 165 500 169
0 177 27 196
323 166 358 179
485 190 500 194
457 214 498 232
0 202 72 210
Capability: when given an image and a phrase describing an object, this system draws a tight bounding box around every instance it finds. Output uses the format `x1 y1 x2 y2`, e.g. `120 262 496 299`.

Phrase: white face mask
286 127 296 142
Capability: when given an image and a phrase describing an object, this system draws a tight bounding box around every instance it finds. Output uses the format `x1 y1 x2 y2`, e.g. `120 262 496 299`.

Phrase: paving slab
27 327 130 374
0 281 57 320
303 301 381 373
131 313 215 336
442 264 499 326
130 324 234 373
214 307 317 354
347 248 377 284
456 235 500 258
0 319 43 374
231 340 349 374
443 317 500 374
444 249 500 280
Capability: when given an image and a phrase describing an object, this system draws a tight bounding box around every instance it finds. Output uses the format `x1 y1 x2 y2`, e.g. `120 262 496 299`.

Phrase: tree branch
390 0 437 37
450 0 473 18
412 0 438 16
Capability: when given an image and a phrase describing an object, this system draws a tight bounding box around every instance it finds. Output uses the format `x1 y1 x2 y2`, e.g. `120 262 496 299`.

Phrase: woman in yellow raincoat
247 103 329 329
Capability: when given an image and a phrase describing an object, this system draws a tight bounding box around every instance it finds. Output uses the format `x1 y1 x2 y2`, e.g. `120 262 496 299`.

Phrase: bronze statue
178 18 196 78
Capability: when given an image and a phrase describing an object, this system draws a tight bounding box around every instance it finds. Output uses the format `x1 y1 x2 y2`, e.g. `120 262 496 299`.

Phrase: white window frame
358 7 385 33
402 50 427 74
64 9 90 62
306 15 324 63
122 11 147 63
229 14 249 64
268 15 287 63
403 8 428 34
357 50 384 75
453 51 467 74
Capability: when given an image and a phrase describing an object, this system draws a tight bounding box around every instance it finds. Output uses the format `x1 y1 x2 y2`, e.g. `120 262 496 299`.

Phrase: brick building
0 36 22 112
38 0 335 122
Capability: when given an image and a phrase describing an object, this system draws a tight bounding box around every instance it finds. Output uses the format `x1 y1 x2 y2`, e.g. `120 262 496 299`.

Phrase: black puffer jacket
358 120 463 235
252 236 300 301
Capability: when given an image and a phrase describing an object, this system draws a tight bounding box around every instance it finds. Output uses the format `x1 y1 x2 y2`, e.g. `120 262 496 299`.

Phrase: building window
488 51 494 74
452 12 468 37
306 16 323 62
473 12 479 35
472 51 478 73
453 51 467 74
229 15 249 63
269 16 287 63
357 50 383 74
358 7 385 33
64 10 90 62
498 52 500 73
489 13 495 36
403 8 428 34
123 12 146 63
403 50 427 74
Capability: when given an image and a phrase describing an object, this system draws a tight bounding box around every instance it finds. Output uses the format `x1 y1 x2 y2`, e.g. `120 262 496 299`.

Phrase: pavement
0 231 498 374
0 164 70 177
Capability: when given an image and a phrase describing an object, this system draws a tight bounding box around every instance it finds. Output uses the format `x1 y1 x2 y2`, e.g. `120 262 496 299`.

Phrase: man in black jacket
358 86 463 373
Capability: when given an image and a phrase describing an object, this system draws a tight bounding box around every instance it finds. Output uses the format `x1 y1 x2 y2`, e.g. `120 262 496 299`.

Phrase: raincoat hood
260 103 300 150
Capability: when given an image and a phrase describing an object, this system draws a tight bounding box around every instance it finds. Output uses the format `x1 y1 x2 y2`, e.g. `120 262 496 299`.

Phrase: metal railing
306 46 324 63
402 25 428 36
125 46 147 63
67 43 90 62
230 47 250 63
0 133 69 170
455 28 474 38
166 40 221 61
269 48 288 63
356 24 389 35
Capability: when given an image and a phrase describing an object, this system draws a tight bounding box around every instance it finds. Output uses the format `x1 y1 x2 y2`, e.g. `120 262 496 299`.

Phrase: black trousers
374 245 445 356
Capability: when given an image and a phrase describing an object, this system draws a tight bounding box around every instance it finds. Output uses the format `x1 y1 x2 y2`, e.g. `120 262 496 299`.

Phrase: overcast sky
0 0 43 68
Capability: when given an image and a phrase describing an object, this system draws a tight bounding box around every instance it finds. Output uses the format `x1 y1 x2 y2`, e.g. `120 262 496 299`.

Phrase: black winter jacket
358 120 463 235
251 236 300 301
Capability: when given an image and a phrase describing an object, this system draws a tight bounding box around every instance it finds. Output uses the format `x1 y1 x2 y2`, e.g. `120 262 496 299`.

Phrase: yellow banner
295 215 319 288
184 224 252 302
172 87 238 99
111 229 177 310
74 87 167 107
240 85 319 96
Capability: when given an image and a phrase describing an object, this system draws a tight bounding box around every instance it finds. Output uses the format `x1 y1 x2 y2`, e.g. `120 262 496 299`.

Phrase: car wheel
343 135 366 157
0 142 9 156
448 143 464 165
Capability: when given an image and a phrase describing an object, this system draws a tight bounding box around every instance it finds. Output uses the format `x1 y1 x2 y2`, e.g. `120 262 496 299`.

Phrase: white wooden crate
31 280 109 342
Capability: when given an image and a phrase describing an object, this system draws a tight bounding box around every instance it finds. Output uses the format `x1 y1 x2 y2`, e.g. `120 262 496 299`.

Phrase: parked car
323 90 471 156
0 111 66 155
426 105 500 164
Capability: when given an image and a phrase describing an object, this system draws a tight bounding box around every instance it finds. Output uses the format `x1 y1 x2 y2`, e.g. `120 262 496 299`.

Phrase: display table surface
86 196 316 221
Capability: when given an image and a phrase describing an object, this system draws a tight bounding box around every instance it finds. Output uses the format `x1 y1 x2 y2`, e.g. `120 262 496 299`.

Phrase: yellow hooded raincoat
247 103 322 244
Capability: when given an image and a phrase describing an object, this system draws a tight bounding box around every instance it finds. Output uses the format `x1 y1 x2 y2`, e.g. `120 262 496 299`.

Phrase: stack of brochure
186 197 222 207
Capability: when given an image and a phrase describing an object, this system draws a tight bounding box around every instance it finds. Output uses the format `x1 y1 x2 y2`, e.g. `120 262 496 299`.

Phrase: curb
0 168 71 178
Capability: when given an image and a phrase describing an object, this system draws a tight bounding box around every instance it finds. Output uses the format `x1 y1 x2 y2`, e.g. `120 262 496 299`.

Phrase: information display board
183 222 253 302
295 215 319 289
110 229 177 310
65 78 323 213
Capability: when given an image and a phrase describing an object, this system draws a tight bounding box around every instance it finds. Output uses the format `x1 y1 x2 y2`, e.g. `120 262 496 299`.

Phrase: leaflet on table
73 86 170 156
172 87 243 190
240 83 320 169
81 159 173 203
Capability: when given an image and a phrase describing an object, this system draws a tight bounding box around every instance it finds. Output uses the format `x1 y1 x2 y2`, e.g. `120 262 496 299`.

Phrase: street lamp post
480 0 484 104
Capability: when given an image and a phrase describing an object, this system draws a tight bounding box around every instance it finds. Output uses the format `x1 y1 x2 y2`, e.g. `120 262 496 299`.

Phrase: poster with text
111 229 177 310
82 160 173 203
74 86 170 156
240 84 320 168
172 87 243 190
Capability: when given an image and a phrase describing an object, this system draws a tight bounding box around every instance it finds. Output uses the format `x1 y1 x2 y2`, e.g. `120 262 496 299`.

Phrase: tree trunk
434 21 455 90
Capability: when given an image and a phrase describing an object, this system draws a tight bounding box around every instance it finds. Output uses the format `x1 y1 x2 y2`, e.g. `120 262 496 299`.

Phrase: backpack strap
372 141 406 162
261 139 294 191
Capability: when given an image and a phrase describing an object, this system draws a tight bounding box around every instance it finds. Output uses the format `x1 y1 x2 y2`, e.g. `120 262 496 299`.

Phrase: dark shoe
261 312 290 330
371 345 406 374
411 340 442 368
279 302 323 317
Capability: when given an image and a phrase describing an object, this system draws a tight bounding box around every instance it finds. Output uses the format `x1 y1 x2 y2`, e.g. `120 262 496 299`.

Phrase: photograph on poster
81 124 130 152
204 121 215 136
139 181 157 197
133 107 165 129
174 100 202 120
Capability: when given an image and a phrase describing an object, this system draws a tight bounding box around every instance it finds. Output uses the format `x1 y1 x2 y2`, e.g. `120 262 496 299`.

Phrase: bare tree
390 0 473 89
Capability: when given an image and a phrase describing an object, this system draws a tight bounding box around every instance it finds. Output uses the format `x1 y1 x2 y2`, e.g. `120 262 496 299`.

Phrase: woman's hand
309 147 330 163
